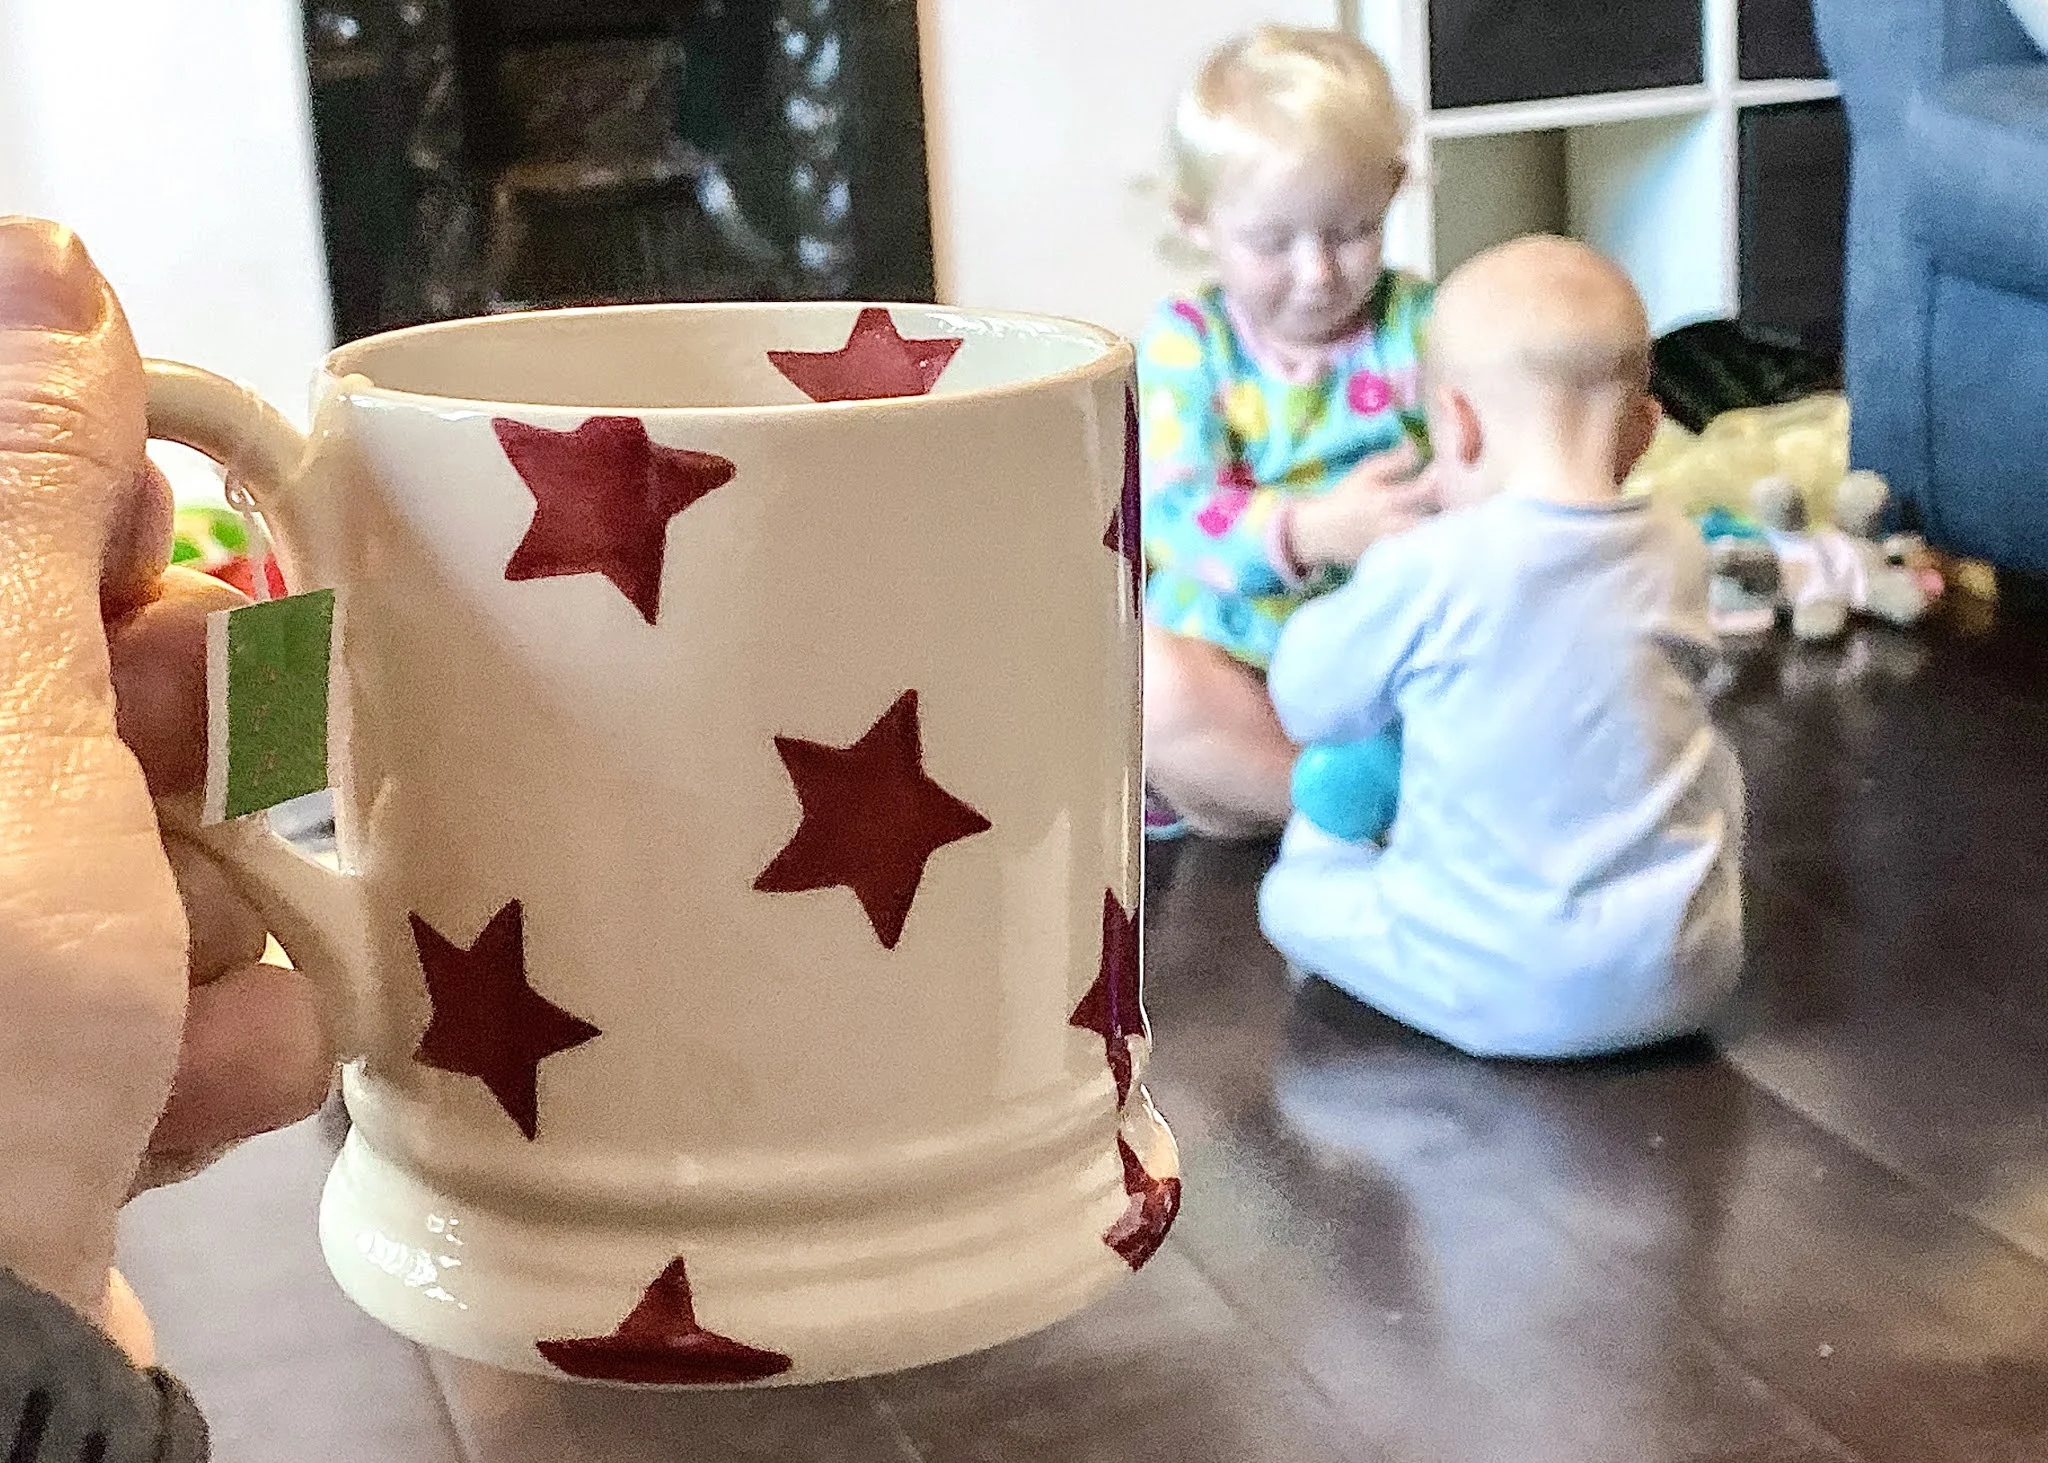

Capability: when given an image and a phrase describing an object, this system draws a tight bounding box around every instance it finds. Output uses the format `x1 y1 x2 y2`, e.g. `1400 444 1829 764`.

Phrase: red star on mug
538 1256 792 1385
767 308 964 402
409 900 602 1141
1103 1135 1181 1270
755 689 991 949
1105 386 1143 612
1070 888 1146 1106
494 414 735 625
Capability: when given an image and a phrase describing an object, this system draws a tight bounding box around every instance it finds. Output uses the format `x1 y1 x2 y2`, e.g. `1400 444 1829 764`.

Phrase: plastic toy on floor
1701 512 1783 636
1290 725 1402 845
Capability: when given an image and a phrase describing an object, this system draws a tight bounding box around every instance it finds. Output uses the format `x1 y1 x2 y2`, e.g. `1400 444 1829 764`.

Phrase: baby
1141 27 1439 840
1259 236 1745 1059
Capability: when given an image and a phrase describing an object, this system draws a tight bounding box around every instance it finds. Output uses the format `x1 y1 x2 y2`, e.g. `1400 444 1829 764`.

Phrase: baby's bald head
1430 235 1650 397
1423 236 1659 504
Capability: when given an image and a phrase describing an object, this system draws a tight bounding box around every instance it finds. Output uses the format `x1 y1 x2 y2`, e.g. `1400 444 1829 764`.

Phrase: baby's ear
1618 393 1662 477
1437 385 1483 467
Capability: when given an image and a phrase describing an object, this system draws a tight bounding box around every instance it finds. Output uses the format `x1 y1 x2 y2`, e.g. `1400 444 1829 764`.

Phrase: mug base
317 1093 1178 1386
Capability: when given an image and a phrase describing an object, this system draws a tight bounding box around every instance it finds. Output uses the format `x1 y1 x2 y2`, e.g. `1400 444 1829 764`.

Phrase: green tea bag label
202 589 337 824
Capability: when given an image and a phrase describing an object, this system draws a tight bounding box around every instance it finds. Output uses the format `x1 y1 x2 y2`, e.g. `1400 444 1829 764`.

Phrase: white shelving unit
1355 0 1839 334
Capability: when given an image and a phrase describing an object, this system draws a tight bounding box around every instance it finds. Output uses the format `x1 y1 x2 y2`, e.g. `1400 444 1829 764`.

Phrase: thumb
0 217 186 1324
0 218 151 629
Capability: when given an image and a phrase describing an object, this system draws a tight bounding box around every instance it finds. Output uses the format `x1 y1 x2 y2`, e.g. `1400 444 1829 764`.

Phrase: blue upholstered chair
1815 0 2048 575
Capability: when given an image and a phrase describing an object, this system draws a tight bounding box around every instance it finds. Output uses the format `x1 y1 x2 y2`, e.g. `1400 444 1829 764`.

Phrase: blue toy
1290 725 1402 844
1695 505 1765 543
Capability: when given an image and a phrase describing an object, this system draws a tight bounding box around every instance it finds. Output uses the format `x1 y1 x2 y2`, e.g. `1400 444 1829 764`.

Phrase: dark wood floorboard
422 1349 932 1463
116 614 2048 1460
865 1248 1375 1463
1714 626 2048 1274
1144 839 1872 1463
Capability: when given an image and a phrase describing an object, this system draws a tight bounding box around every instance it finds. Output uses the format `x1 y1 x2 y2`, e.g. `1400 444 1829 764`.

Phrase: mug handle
142 359 371 1060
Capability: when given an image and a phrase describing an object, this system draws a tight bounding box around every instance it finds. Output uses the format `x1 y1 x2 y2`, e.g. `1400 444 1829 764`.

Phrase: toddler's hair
1169 26 1411 218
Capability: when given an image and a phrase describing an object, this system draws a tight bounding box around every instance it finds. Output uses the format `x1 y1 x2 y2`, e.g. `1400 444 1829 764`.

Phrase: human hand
0 217 329 1360
1286 439 1439 570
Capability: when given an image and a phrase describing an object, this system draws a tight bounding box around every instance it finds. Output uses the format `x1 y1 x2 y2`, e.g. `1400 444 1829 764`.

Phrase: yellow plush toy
1626 393 1852 522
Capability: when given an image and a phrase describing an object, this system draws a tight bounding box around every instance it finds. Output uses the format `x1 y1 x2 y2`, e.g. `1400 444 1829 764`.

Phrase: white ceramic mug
143 302 1177 1385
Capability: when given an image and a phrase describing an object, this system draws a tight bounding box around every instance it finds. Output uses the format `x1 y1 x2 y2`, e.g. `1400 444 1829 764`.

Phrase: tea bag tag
201 588 338 824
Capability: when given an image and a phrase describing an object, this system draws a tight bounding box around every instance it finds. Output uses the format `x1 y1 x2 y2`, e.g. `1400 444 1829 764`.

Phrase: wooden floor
120 607 2048 1462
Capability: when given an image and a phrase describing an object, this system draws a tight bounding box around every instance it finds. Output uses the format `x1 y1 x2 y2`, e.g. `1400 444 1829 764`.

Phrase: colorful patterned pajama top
1139 270 1435 669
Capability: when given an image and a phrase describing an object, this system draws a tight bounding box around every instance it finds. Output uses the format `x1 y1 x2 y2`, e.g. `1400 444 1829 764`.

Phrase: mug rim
322 299 1134 416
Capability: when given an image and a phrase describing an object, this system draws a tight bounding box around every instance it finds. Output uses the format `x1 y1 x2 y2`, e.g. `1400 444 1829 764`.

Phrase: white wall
0 0 333 499
1567 111 1735 337
917 0 1343 342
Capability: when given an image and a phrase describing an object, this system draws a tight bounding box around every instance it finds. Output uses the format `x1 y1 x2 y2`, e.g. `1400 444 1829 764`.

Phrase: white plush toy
1748 472 1945 640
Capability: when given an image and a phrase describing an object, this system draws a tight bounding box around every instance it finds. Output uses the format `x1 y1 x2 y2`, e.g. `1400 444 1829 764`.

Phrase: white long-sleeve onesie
1259 492 1745 1058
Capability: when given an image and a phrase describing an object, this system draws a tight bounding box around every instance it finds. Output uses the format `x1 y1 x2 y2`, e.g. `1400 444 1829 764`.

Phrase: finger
165 835 268 982
103 1269 155 1369
101 459 175 620
146 961 330 1164
1356 438 1422 484
129 1143 234 1198
1384 475 1442 514
109 564 247 797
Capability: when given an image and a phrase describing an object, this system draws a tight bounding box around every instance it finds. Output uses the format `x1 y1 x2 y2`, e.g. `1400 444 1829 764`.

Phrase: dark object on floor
119 613 2048 1459
1652 316 1842 432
